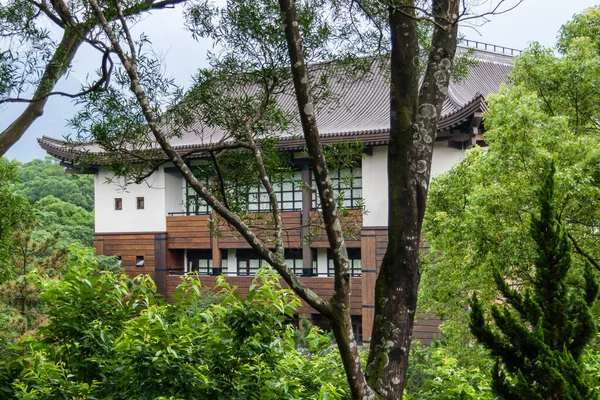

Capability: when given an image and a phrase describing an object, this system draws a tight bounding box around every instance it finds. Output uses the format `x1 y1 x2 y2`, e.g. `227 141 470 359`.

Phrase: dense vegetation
0 7 599 400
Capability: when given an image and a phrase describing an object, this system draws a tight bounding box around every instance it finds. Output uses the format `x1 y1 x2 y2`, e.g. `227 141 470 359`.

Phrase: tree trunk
0 28 87 156
367 1 459 398
277 0 373 398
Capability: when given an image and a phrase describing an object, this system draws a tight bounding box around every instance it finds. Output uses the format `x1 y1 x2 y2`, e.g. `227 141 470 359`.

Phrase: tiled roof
38 46 513 162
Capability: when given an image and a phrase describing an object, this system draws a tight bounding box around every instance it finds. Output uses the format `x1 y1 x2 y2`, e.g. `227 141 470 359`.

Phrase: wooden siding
412 316 443 346
166 215 212 249
94 233 157 279
308 210 362 248
217 211 303 249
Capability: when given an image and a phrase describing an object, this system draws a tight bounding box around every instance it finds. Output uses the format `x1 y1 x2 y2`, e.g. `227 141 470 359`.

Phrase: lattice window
248 171 303 212
312 168 362 209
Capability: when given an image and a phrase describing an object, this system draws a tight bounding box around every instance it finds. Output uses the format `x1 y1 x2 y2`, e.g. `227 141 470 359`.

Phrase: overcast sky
2 0 598 162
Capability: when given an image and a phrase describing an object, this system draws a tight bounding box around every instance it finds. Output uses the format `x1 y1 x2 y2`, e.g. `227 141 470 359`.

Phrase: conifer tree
469 164 599 399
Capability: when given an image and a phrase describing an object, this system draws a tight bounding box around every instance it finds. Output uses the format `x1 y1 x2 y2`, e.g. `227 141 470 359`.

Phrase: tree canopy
421 6 600 342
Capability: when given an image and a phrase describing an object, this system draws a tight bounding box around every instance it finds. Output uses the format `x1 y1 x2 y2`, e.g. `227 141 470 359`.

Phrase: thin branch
0 50 114 105
567 231 600 273
113 0 137 66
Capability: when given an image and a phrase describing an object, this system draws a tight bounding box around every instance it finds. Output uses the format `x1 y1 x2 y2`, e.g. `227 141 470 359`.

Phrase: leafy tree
13 157 94 211
468 166 599 399
421 8 600 341
34 195 94 247
2 254 350 399
0 158 32 268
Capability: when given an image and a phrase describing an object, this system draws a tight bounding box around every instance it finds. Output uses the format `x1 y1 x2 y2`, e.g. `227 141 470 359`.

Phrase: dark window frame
327 248 361 277
136 255 144 267
115 198 123 210
185 178 212 215
248 171 303 212
136 197 145 209
312 167 362 210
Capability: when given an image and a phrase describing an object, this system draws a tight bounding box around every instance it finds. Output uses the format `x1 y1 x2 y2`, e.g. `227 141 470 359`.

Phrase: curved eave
437 94 488 132
39 95 488 164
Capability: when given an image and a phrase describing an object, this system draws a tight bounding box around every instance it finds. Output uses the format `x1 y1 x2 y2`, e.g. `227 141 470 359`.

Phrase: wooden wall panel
166 215 212 249
308 210 362 247
94 233 157 279
165 274 362 315
217 212 303 249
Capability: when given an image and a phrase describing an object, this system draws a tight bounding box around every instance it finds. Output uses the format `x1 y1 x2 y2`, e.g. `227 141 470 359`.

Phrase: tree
13 157 94 212
68 0 519 397
421 8 600 341
469 165 599 399
0 0 190 156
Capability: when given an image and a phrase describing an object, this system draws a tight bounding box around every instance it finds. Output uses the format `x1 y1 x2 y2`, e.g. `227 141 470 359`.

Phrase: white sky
2 0 598 162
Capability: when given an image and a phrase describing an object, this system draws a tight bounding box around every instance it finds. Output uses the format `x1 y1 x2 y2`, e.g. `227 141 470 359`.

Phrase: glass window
115 198 122 210
136 255 144 267
185 179 211 215
248 171 303 212
312 168 362 209
187 249 213 275
327 248 361 277
137 197 145 209
236 249 264 276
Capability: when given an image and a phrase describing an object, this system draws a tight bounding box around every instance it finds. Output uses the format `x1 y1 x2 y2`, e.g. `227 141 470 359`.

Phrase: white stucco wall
164 172 185 215
94 168 167 233
430 142 466 177
362 146 389 227
362 143 466 227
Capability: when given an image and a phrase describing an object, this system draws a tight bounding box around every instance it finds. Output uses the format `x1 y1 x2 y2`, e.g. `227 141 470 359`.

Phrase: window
136 255 144 267
187 249 213 275
236 249 265 276
327 248 361 277
185 179 211 215
137 197 145 209
116 256 122 266
284 248 318 277
115 198 122 210
312 168 362 209
248 171 303 212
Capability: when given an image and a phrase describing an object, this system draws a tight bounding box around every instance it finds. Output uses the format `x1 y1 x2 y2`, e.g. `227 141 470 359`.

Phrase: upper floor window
137 197 145 209
312 168 362 209
185 179 212 215
248 171 303 212
327 247 361 277
115 198 122 210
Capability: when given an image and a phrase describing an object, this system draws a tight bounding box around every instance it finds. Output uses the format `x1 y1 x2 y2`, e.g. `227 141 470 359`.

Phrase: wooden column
301 163 313 273
361 229 378 344
154 233 168 297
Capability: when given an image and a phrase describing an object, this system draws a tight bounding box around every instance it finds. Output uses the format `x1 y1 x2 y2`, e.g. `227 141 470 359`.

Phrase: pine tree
469 164 599 399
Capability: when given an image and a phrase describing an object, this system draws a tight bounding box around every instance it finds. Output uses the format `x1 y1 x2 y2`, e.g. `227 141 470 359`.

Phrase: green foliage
405 341 494 400
421 10 600 336
468 166 599 399
0 259 349 399
13 157 94 212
